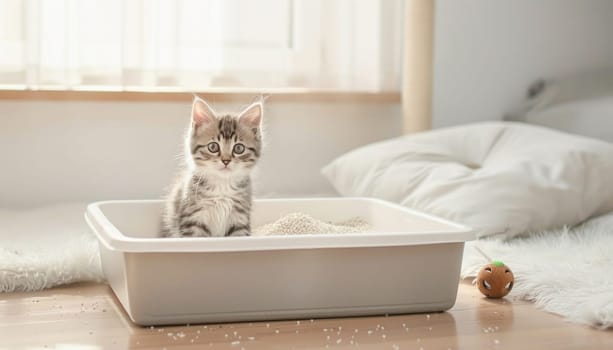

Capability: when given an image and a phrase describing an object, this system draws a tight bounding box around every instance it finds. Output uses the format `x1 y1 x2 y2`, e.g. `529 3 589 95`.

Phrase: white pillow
538 67 613 107
522 96 613 143
322 122 613 239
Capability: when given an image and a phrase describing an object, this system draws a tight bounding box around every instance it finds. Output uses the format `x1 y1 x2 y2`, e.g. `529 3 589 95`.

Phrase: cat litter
253 213 370 236
86 197 473 325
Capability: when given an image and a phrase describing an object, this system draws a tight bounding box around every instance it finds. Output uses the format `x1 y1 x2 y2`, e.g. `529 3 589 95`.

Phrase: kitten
161 96 263 237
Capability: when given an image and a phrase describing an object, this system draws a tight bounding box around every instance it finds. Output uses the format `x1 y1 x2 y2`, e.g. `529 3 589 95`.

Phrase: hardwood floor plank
0 281 611 349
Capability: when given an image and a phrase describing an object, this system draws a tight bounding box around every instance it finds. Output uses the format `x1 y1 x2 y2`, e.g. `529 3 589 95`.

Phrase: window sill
0 89 400 104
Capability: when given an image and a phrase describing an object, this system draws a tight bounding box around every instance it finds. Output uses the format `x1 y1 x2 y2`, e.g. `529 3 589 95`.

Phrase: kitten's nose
222 159 231 166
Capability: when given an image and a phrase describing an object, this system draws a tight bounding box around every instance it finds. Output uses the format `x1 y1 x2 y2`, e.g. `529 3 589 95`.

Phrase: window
0 0 402 92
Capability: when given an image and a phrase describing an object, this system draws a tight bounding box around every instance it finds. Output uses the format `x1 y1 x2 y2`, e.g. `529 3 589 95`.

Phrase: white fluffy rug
462 212 613 329
0 203 103 292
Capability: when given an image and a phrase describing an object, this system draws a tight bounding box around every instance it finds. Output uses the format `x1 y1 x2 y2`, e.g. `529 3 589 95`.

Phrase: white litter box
85 197 474 326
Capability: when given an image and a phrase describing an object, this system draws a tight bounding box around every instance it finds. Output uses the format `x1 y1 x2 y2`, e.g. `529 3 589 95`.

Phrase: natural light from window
0 0 402 93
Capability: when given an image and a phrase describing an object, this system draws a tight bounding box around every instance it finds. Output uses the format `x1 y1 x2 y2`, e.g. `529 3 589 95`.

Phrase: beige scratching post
402 0 435 134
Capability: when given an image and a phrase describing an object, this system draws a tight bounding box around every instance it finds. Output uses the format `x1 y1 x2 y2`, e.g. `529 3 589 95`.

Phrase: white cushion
522 96 613 143
322 122 613 239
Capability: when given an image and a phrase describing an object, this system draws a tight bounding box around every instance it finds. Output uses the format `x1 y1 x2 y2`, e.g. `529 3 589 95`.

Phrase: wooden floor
0 281 611 350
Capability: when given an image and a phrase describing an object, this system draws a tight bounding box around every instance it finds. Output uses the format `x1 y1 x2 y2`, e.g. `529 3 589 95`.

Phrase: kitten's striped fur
161 97 263 237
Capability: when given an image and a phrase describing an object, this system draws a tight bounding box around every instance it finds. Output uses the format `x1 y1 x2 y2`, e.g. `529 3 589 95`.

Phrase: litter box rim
85 197 475 253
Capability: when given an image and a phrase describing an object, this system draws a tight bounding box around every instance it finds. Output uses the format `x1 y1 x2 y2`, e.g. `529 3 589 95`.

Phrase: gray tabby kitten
161 97 263 237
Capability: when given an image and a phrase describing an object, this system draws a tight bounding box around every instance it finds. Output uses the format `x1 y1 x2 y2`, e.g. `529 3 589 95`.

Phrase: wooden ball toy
476 261 514 298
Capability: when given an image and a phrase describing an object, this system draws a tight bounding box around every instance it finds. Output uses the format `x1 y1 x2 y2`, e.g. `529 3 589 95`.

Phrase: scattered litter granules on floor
253 213 371 236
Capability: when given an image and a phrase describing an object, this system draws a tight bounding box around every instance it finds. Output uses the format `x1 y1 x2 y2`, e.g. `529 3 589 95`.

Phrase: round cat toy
476 260 514 298
473 246 514 299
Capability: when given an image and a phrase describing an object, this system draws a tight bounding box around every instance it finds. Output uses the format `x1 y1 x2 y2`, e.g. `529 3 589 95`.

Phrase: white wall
0 100 401 208
432 0 613 128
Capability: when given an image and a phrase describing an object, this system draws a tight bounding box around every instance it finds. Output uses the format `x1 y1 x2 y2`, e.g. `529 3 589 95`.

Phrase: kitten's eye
207 142 220 153
233 143 245 154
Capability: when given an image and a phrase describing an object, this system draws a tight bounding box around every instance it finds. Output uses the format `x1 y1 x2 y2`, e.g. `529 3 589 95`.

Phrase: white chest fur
198 191 234 237
184 175 245 237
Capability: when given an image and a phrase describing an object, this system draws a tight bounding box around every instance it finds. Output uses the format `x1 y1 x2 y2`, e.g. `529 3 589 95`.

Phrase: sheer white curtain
0 0 402 92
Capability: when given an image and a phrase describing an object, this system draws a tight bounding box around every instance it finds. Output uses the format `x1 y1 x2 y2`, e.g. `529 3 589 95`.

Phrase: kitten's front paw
229 231 250 237
179 221 212 237
225 225 250 237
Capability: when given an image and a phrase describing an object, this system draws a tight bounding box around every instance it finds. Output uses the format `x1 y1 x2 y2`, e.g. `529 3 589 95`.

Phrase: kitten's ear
238 102 263 130
192 97 216 127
